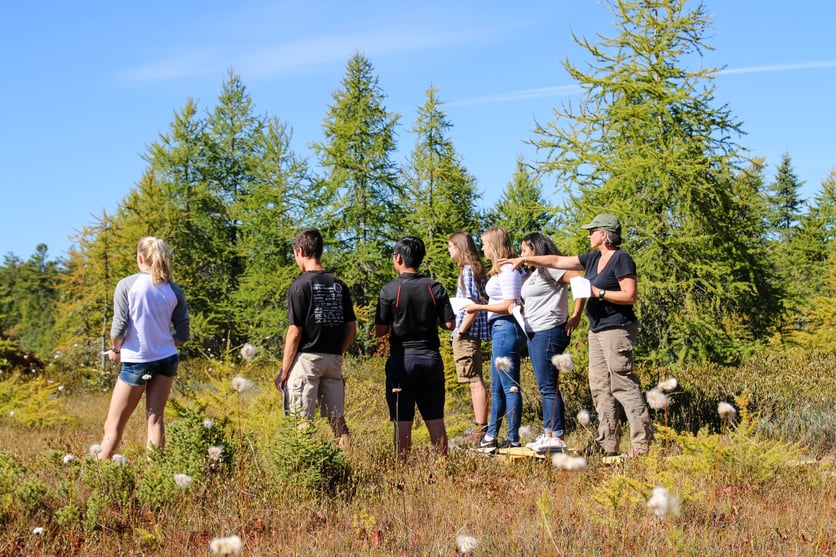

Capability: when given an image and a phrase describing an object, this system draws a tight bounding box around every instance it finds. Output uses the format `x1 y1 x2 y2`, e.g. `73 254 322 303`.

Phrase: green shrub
268 418 350 492
14 478 49 514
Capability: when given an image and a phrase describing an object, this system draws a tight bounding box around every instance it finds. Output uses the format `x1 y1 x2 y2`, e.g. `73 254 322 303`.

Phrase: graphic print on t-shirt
312 282 345 326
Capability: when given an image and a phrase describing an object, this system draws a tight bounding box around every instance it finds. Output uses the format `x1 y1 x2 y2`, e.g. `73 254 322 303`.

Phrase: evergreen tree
231 115 313 350
0 253 22 340
0 246 61 357
766 153 805 240
53 213 119 367
532 0 778 364
403 86 482 286
488 156 555 250
787 168 836 343
202 70 266 349
312 53 401 306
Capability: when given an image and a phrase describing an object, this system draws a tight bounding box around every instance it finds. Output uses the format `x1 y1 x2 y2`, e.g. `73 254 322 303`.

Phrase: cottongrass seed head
509 385 519 393
141 374 153 381
62 453 75 465
240 342 256 362
551 353 575 372
646 387 670 410
173 473 193 488
208 445 223 461
32 527 44 535
718 401 737 420
89 444 103 457
456 534 479 555
577 409 591 427
551 452 588 471
231 376 254 393
203 417 215 429
518 425 533 440
647 485 680 519
494 356 512 371
209 534 243 556
657 377 678 392
112 454 128 465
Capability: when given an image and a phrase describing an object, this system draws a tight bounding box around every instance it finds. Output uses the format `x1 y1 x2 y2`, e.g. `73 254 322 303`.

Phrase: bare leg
395 421 413 461
99 380 145 459
329 416 350 449
145 375 174 452
469 380 488 425
425 418 448 457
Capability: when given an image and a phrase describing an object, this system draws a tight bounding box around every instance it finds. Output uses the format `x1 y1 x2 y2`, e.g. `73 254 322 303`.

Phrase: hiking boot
462 425 488 446
476 435 498 454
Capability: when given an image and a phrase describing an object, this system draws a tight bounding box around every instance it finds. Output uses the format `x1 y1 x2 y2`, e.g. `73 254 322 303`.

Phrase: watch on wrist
598 289 606 299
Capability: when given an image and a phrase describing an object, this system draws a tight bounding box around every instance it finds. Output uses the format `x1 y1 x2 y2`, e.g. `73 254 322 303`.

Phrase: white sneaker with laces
525 434 547 450
533 436 568 453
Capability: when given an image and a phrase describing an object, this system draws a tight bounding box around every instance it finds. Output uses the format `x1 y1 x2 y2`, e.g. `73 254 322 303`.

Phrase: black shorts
385 352 445 422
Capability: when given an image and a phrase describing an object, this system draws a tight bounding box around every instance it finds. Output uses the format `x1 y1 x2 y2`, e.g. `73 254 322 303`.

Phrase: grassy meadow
0 348 834 556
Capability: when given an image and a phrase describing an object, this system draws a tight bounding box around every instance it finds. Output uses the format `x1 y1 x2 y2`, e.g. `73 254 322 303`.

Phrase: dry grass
0 358 834 556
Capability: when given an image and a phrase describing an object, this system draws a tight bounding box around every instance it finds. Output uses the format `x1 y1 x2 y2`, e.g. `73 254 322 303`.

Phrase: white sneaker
525 434 547 450
533 436 567 453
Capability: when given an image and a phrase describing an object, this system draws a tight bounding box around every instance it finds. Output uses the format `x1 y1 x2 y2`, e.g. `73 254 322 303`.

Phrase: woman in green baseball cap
499 214 653 459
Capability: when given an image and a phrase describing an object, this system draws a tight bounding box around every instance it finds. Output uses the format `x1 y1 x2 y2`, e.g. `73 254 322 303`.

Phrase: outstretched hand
497 257 523 271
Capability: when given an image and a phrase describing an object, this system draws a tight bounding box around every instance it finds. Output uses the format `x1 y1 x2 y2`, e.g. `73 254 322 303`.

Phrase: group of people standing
95 213 652 463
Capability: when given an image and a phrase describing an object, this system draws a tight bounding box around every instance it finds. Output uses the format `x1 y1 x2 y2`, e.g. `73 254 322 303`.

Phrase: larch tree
231 115 313 351
53 212 120 367
488 156 556 251
533 0 777 364
403 86 482 287
312 53 401 306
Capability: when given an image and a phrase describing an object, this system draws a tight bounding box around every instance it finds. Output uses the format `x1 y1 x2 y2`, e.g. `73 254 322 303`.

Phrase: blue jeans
487 316 526 442
528 324 570 436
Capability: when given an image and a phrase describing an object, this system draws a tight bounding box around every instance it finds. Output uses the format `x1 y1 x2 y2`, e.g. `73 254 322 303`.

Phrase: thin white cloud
719 60 836 75
449 84 583 107
118 24 505 83
236 28 495 79
451 60 836 107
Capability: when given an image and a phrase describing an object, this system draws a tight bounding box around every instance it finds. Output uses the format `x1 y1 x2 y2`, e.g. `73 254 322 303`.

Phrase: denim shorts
119 354 179 387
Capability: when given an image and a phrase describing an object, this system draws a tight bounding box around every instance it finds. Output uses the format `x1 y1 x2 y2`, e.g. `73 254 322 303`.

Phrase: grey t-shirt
520 268 569 332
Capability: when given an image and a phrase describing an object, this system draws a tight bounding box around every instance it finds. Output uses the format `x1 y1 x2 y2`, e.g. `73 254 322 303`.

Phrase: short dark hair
292 228 323 259
393 236 425 269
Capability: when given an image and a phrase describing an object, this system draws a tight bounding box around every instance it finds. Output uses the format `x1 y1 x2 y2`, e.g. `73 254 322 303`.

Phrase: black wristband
111 348 120 354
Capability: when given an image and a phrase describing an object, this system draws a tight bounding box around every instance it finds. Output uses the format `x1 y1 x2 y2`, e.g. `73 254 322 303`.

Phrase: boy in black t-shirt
275 228 356 448
374 236 456 460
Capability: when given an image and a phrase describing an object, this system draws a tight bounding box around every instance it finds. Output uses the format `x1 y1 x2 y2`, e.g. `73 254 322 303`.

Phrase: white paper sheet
511 303 532 336
449 297 474 313
570 276 592 299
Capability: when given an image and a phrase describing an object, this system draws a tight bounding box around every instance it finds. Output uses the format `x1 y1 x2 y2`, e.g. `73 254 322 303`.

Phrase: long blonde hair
481 226 515 276
137 237 172 285
448 231 487 298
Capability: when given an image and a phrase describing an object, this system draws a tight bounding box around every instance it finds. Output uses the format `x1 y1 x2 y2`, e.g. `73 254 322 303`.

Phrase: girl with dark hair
518 232 585 453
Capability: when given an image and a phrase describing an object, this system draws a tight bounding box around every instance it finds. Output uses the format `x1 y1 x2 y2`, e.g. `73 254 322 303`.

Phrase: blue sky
2 1 835 259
